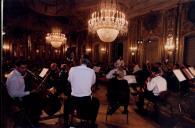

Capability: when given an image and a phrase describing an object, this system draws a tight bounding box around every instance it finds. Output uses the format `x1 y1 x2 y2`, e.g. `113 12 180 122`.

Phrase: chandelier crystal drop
88 0 128 42
46 27 67 48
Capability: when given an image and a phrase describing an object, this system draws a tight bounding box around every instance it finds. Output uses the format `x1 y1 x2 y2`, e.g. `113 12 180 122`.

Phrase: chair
67 97 99 128
105 103 129 124
144 91 170 122
1 82 34 128
69 108 93 128
106 78 130 124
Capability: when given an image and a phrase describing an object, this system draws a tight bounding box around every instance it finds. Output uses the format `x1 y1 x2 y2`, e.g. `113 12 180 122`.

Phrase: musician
64 55 100 127
6 59 42 126
106 65 127 79
107 68 130 115
59 64 70 96
132 63 141 74
47 63 61 94
136 66 167 112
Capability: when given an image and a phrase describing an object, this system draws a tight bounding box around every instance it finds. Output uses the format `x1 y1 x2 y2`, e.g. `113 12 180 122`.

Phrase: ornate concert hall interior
1 0 195 128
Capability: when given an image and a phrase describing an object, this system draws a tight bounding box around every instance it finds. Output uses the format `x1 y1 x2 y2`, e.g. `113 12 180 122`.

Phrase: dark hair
81 54 90 66
151 66 160 73
15 59 27 67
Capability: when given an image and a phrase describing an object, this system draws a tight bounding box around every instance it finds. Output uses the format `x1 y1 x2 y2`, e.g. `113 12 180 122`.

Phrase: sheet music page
124 75 137 84
173 69 186 82
189 67 195 77
39 68 49 78
182 68 194 79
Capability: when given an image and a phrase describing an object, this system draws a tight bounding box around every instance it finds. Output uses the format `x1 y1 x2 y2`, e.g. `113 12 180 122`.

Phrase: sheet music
173 69 186 82
124 75 137 84
188 67 195 77
182 68 194 80
39 68 49 78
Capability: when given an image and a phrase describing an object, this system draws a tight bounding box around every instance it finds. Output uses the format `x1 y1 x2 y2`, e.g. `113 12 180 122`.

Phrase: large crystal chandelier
46 28 67 48
88 0 128 42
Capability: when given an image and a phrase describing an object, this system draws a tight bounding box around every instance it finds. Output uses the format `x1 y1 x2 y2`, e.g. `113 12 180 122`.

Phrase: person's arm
92 71 96 85
106 69 116 79
6 78 30 98
146 79 155 91
67 68 73 82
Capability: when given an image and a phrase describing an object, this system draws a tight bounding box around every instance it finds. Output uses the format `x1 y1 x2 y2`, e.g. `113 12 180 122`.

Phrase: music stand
39 68 49 78
124 75 137 84
182 68 194 80
173 69 186 82
188 67 195 77
173 69 187 93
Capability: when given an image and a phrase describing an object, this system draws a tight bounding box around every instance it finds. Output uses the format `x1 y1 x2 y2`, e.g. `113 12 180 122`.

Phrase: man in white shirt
64 55 100 127
136 66 167 111
6 59 41 126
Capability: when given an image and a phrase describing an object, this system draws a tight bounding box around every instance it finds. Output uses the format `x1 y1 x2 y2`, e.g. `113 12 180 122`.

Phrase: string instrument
139 73 157 93
26 69 62 116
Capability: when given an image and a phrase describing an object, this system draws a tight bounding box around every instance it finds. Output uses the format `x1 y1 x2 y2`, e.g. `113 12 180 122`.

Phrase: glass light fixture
46 28 67 48
88 0 128 42
164 33 174 54
129 46 137 55
86 48 92 52
3 44 10 51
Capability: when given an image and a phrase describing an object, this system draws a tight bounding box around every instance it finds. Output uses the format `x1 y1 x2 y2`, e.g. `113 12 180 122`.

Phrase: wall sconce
2 31 6 36
3 44 10 51
164 33 174 54
137 40 143 44
86 48 92 52
129 46 137 56
55 49 59 53
36 49 40 53
100 47 106 52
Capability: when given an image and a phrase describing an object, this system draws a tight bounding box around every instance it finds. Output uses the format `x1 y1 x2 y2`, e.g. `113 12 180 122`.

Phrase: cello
26 69 62 116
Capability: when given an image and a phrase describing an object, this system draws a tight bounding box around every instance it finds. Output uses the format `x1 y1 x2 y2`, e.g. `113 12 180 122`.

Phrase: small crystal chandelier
164 33 174 54
88 0 128 42
46 28 67 48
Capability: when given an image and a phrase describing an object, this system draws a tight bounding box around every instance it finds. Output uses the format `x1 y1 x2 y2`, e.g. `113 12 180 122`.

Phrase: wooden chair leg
105 105 109 122
126 112 128 124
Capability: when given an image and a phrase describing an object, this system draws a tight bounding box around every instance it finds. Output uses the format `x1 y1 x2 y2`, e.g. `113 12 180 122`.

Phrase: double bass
26 69 62 116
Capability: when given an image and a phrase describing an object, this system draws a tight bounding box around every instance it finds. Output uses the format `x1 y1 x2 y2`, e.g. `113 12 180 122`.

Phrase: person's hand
147 77 151 82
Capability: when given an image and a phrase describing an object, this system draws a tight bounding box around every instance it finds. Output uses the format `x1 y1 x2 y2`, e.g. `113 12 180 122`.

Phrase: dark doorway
112 41 123 62
184 37 195 66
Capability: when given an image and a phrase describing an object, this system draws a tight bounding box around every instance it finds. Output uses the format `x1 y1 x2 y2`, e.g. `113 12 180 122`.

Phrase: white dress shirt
6 69 30 98
106 68 127 79
68 64 96 97
147 75 167 96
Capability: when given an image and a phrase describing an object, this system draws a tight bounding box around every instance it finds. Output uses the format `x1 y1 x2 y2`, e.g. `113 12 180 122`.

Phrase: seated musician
136 66 167 112
107 68 130 115
5 59 42 126
47 63 61 94
64 55 100 128
106 64 127 80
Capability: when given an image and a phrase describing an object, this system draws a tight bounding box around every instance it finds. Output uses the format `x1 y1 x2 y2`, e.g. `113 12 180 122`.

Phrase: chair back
159 91 169 102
